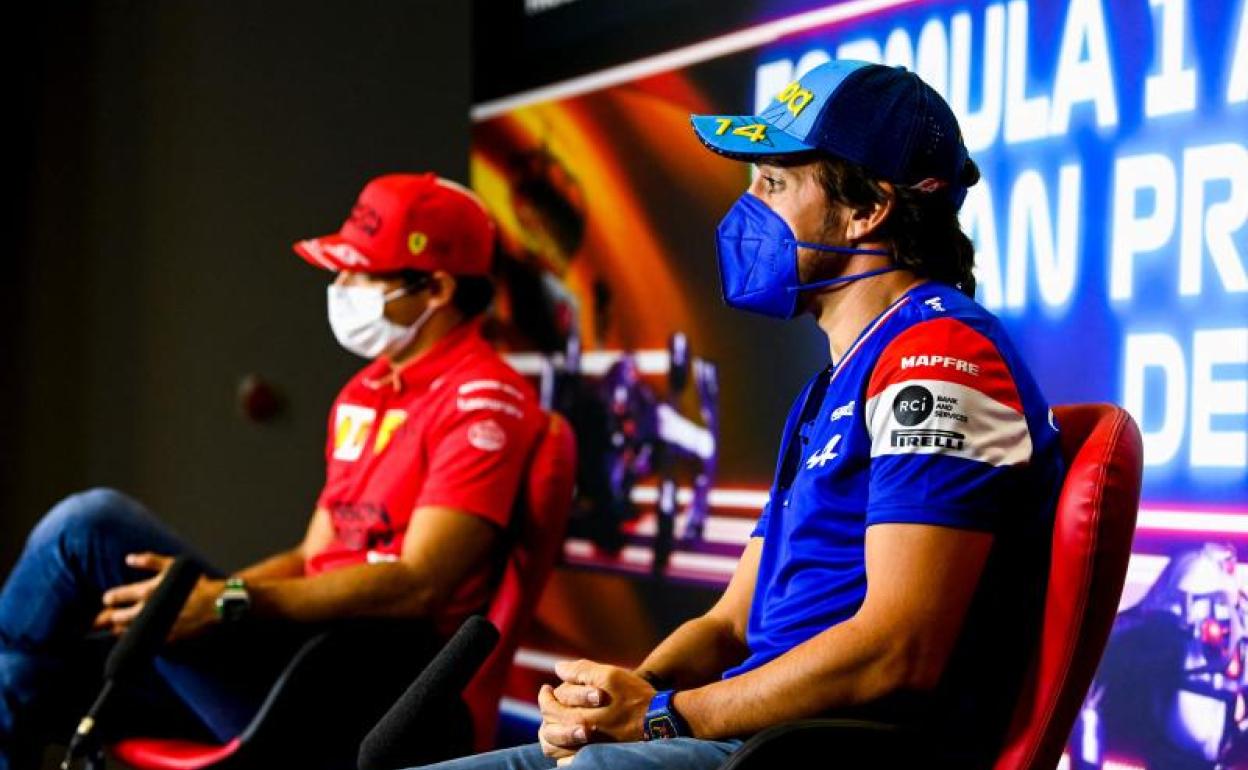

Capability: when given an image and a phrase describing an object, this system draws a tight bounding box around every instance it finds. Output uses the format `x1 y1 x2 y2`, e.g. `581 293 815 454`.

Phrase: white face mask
326 284 437 359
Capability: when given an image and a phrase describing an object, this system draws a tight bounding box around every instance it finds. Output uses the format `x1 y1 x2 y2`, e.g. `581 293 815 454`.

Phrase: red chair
109 412 577 770
464 411 576 752
718 403 1144 770
991 403 1142 769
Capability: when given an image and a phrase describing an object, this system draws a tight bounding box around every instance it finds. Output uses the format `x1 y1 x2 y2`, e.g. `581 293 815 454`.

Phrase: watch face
222 598 245 622
646 714 679 740
217 590 249 623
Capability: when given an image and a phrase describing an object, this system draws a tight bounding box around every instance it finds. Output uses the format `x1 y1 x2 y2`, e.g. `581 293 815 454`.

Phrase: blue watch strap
644 689 690 740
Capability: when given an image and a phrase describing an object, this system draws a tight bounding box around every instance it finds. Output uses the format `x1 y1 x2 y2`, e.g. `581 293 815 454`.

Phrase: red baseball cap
293 173 496 275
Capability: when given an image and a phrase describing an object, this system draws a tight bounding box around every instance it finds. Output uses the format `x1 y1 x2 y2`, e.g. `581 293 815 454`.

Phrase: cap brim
292 235 375 272
690 114 816 160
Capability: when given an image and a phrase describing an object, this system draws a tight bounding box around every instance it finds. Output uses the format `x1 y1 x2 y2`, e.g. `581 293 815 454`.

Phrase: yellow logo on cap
407 232 428 255
715 118 769 143
776 81 815 116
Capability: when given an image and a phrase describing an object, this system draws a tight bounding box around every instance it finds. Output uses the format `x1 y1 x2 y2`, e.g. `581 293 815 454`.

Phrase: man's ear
845 182 895 243
427 271 458 311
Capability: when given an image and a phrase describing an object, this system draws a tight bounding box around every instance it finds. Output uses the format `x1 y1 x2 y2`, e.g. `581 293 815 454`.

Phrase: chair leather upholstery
992 404 1142 770
111 738 241 770
464 411 577 751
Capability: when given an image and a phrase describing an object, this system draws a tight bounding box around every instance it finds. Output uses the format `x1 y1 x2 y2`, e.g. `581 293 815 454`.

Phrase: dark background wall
3 0 471 575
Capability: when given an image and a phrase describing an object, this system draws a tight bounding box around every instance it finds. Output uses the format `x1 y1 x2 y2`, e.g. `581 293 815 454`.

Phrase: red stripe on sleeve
866 318 1023 412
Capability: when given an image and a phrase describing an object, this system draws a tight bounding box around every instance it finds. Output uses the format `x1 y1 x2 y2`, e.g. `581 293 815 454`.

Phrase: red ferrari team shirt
306 319 545 633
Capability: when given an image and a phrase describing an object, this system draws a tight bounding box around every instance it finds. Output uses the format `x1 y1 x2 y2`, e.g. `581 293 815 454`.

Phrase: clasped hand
538 660 656 764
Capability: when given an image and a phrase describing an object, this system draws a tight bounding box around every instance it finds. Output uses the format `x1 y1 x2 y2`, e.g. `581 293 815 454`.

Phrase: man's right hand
93 552 175 634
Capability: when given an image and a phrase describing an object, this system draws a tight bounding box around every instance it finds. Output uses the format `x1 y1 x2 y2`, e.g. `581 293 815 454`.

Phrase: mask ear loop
382 274 432 303
782 240 897 294
787 265 901 294
787 240 891 257
381 277 442 389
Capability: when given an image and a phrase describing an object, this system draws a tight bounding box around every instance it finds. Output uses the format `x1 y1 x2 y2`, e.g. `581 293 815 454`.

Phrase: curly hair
814 154 980 297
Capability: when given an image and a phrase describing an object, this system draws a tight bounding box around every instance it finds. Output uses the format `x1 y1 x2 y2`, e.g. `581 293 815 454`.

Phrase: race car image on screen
1069 544 1248 770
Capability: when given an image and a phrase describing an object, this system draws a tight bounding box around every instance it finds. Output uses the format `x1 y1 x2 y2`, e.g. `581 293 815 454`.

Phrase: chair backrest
993 404 1143 770
461 411 577 751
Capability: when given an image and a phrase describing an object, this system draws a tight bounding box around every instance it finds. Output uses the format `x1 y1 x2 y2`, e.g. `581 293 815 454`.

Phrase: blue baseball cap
692 60 973 208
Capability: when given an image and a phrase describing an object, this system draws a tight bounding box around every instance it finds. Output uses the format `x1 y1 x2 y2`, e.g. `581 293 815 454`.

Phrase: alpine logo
890 429 966 450
830 400 855 422
924 296 946 312
806 435 842 469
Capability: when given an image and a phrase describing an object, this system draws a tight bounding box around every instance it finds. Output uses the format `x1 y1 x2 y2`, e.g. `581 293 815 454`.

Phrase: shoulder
450 347 538 405
862 289 1038 467
866 286 1020 406
432 344 544 434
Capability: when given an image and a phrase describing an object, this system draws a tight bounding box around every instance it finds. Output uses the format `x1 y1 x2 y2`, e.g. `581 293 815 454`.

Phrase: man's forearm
246 561 434 624
673 615 919 739
635 614 750 691
235 547 307 582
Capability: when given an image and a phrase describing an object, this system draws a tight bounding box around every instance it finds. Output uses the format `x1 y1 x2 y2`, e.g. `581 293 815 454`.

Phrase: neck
387 308 469 370
808 254 924 363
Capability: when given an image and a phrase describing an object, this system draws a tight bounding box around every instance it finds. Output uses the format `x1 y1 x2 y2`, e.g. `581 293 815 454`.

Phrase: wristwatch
643 690 691 740
214 577 250 623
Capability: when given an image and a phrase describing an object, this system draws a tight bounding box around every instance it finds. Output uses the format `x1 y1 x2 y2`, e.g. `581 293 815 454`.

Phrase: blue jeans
413 739 743 770
0 489 305 770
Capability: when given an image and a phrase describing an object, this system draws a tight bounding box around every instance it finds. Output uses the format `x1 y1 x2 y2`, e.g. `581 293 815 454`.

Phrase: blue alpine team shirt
724 280 1064 750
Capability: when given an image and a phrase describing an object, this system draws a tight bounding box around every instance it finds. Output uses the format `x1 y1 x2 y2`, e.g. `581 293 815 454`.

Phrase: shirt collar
361 317 489 393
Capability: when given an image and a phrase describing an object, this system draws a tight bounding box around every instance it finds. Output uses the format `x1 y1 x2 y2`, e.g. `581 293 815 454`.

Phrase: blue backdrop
752 0 1247 511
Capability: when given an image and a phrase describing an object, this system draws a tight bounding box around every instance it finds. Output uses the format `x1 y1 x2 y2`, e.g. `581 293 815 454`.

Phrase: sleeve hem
866 502 998 533
413 497 511 530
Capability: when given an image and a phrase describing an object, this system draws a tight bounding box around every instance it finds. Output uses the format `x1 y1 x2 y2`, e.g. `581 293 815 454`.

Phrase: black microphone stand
61 556 202 770
62 680 113 770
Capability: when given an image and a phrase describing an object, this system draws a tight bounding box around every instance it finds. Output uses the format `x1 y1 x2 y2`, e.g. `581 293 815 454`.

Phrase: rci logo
776 81 815 116
892 385 934 427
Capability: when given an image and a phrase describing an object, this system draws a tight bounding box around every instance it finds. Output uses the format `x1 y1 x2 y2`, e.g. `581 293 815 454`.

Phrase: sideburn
795 205 853 285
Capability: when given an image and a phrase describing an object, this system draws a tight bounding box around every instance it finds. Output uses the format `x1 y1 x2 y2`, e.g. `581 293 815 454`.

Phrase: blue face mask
715 193 897 319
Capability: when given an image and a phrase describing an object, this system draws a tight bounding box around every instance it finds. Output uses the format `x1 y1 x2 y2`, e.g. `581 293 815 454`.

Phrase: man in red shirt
0 173 546 769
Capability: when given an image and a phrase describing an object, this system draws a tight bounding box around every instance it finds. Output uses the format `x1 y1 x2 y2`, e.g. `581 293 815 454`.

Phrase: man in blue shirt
415 60 1063 770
